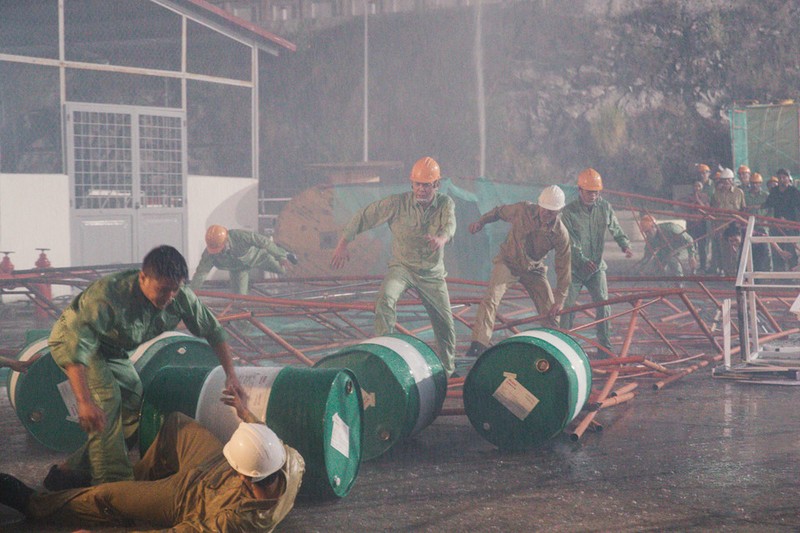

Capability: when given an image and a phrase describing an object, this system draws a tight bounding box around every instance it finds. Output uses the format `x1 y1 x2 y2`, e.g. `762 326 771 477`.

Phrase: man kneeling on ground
0 387 304 532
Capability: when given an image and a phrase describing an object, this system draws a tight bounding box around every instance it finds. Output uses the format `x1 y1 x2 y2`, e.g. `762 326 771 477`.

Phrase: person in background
763 168 800 270
695 163 714 200
737 165 751 190
561 168 633 357
639 214 698 277
744 172 774 273
0 386 303 532
767 175 779 190
710 168 746 275
191 226 297 295
464 185 571 358
681 180 711 273
330 157 457 376
45 245 243 490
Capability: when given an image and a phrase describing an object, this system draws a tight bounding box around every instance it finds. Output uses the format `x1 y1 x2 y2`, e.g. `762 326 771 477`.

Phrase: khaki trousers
471 262 556 346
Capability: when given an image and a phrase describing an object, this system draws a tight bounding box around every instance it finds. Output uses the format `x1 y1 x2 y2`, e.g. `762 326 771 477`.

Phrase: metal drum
7 331 218 453
128 331 219 390
6 336 86 453
463 328 592 450
140 365 362 500
314 334 447 461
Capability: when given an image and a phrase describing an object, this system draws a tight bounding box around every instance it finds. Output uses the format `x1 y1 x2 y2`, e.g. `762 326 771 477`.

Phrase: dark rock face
261 1 800 195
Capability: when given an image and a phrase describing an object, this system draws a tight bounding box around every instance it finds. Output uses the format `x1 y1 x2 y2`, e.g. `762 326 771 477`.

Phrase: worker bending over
191 225 297 295
465 185 571 358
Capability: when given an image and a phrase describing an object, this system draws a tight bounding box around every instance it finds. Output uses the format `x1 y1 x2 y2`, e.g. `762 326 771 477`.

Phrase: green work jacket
341 190 456 277
644 222 697 263
192 229 288 287
49 270 226 368
561 197 631 282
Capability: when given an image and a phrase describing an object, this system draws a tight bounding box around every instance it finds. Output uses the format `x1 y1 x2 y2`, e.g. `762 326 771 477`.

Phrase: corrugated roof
162 0 296 53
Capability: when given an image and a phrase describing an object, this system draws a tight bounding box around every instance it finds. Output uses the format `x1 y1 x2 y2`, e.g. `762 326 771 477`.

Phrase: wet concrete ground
2 369 800 532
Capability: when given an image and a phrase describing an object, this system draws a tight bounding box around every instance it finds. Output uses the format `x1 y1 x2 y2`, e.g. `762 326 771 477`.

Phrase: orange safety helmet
696 163 711 173
640 214 657 233
577 168 603 191
768 175 779 185
409 157 441 184
750 172 763 184
205 225 228 254
738 165 751 174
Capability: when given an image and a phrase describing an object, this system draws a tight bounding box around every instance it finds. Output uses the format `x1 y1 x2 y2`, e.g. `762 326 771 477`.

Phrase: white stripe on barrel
365 336 436 436
510 330 589 420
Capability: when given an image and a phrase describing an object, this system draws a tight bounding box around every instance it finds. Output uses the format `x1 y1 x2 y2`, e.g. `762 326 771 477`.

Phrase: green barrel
128 331 219 390
463 328 592 450
6 337 87 452
7 331 218 453
138 365 215 454
141 365 362 499
314 334 447 461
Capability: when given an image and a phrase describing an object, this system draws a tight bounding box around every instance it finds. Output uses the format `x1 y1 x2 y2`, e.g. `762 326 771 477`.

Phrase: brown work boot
464 341 488 358
43 465 91 491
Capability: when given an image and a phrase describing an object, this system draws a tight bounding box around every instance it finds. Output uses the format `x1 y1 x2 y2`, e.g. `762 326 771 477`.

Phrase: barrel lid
10 353 87 453
267 366 362 498
316 334 446 460
464 328 591 450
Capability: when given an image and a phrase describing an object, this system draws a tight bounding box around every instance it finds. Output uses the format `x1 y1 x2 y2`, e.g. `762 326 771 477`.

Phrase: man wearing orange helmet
695 163 714 199
464 185 571 358
561 168 633 356
330 157 457 375
638 215 698 276
737 165 751 190
191 226 297 295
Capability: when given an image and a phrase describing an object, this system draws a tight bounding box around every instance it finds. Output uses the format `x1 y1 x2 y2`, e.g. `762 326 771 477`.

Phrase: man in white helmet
464 185 571 358
0 387 304 532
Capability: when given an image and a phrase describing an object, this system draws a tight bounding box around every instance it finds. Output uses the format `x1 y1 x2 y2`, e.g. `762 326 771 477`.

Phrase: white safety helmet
537 185 566 211
719 168 735 180
223 422 286 482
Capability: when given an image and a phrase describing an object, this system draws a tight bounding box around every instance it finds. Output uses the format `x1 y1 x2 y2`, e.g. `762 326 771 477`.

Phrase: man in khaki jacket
0 388 304 532
465 185 571 358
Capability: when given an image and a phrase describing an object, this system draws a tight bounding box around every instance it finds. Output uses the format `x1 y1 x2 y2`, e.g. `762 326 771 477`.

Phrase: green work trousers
27 413 220 527
63 356 142 485
229 253 286 295
471 262 557 347
375 265 456 375
561 270 612 351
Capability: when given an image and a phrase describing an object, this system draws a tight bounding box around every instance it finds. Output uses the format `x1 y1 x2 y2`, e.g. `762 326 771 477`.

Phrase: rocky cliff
260 0 800 195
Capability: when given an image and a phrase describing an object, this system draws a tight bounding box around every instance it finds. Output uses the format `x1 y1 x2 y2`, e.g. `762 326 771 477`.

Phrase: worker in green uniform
330 157 457 376
561 168 633 356
0 386 304 532
639 215 698 276
46 245 244 489
744 172 774 273
465 185 571 358
191 226 297 295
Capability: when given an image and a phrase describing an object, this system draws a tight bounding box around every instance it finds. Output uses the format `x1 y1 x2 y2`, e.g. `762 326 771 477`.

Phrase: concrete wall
0 173 257 287
0 173 71 298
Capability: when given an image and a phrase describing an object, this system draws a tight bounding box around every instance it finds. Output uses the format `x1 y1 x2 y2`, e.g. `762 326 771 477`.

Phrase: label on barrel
492 374 539 421
330 412 350 458
56 380 80 423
